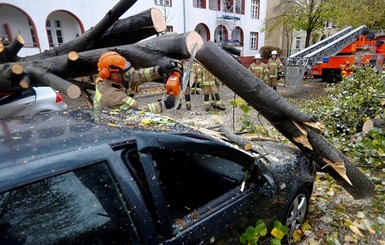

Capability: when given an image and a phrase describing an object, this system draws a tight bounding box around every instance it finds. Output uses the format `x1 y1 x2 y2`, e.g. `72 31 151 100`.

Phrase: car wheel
284 186 311 239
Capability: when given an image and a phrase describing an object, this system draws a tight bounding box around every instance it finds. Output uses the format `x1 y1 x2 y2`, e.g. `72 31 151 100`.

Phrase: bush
259 46 282 59
299 64 385 169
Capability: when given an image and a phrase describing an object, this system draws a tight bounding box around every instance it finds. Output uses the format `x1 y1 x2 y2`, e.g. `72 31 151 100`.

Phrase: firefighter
94 51 179 113
267 50 283 91
248 53 268 83
195 62 225 111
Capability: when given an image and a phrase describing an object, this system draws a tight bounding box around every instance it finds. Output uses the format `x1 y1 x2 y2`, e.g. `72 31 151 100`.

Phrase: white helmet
253 53 261 59
271 50 278 55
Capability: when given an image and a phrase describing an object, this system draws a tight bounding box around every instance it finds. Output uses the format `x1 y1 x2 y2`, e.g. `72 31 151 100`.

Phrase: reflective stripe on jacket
267 59 283 78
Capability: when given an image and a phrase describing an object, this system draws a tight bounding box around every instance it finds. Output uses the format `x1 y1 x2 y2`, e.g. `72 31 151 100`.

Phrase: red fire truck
311 32 385 82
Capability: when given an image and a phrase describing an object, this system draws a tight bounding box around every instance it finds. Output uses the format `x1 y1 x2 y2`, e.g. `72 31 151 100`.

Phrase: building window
46 19 63 48
251 0 259 19
193 0 206 8
215 25 228 43
224 0 233 12
235 0 244 14
209 0 218 10
232 27 243 46
154 0 172 6
28 19 37 47
295 37 301 49
250 32 258 50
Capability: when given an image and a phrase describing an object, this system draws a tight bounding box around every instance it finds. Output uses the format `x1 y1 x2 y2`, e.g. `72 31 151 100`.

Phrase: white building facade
0 0 267 57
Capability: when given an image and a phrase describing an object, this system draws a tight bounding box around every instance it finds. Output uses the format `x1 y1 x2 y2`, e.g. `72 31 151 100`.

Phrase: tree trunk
0 32 203 97
135 32 203 59
91 8 166 49
221 43 243 57
0 63 24 92
196 41 375 199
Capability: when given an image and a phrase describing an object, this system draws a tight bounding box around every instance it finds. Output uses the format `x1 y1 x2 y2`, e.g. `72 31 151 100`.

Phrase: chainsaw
165 43 199 109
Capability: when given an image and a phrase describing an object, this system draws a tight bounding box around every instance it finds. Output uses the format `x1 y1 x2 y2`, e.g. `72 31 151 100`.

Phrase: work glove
278 72 282 80
158 63 177 76
163 94 176 109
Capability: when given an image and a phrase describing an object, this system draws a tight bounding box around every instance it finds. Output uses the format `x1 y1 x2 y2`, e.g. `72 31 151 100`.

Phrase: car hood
0 108 255 168
0 108 312 177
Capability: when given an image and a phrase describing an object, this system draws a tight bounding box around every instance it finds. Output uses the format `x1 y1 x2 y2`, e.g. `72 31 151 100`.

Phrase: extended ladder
285 25 368 87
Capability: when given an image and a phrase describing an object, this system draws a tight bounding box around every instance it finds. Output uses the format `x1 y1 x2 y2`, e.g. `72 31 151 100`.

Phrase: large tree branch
196 41 375 199
0 32 203 97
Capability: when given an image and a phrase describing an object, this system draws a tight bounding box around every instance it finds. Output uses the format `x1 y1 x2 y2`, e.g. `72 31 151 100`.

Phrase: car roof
0 108 256 170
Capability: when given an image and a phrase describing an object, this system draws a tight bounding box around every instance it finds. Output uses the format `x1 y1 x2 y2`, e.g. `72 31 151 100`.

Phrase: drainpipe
183 0 186 33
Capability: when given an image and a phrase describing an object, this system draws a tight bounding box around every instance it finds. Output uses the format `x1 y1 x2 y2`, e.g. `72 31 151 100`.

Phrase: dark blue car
0 108 315 244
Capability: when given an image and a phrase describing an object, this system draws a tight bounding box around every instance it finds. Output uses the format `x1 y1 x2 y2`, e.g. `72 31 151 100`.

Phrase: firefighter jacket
94 66 163 113
267 58 283 78
248 62 268 81
195 63 217 86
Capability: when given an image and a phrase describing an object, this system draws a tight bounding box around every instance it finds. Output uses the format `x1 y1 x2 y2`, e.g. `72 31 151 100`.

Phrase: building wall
264 0 281 49
0 0 267 57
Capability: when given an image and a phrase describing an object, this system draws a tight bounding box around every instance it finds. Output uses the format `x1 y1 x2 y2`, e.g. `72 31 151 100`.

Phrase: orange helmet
97 51 131 79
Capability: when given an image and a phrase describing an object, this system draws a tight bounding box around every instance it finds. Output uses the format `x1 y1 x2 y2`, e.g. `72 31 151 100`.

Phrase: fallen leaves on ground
298 173 385 244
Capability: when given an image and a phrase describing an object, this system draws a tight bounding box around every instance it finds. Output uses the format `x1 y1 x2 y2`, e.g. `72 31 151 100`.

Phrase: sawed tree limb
196 41 375 199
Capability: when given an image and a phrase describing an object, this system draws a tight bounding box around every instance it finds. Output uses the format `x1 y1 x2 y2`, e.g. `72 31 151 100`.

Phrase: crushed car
0 108 315 244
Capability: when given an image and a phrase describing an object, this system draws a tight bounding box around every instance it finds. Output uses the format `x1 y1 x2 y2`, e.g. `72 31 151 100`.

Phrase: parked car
0 86 67 119
0 108 315 244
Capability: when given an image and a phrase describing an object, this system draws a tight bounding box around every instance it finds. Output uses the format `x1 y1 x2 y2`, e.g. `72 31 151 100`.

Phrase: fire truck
311 31 385 82
284 25 385 86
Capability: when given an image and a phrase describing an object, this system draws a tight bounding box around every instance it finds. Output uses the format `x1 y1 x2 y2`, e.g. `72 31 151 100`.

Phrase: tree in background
328 0 385 30
266 0 333 48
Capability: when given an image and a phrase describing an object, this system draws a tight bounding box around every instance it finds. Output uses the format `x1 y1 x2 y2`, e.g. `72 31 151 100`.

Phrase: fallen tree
0 31 202 97
195 41 375 199
0 0 375 199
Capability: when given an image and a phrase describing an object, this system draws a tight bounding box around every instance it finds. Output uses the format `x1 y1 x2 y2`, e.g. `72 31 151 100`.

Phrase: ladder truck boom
284 25 368 87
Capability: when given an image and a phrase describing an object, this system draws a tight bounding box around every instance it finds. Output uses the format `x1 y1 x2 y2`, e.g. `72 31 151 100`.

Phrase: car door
0 161 145 245
130 133 279 244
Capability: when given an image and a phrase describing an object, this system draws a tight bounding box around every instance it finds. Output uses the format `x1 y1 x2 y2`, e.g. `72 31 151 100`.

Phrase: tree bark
7 35 25 60
0 35 25 63
91 8 166 49
0 32 203 96
221 43 243 57
221 128 262 153
21 0 139 61
27 66 81 98
0 43 6 63
135 32 203 59
0 63 24 91
196 41 375 199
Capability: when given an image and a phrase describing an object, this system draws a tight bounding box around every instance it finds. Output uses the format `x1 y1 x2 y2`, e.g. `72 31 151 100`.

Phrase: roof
0 108 255 169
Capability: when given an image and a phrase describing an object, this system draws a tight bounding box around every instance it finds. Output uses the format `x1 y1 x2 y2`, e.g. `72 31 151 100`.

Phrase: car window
153 150 244 215
0 162 141 245
124 148 245 219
